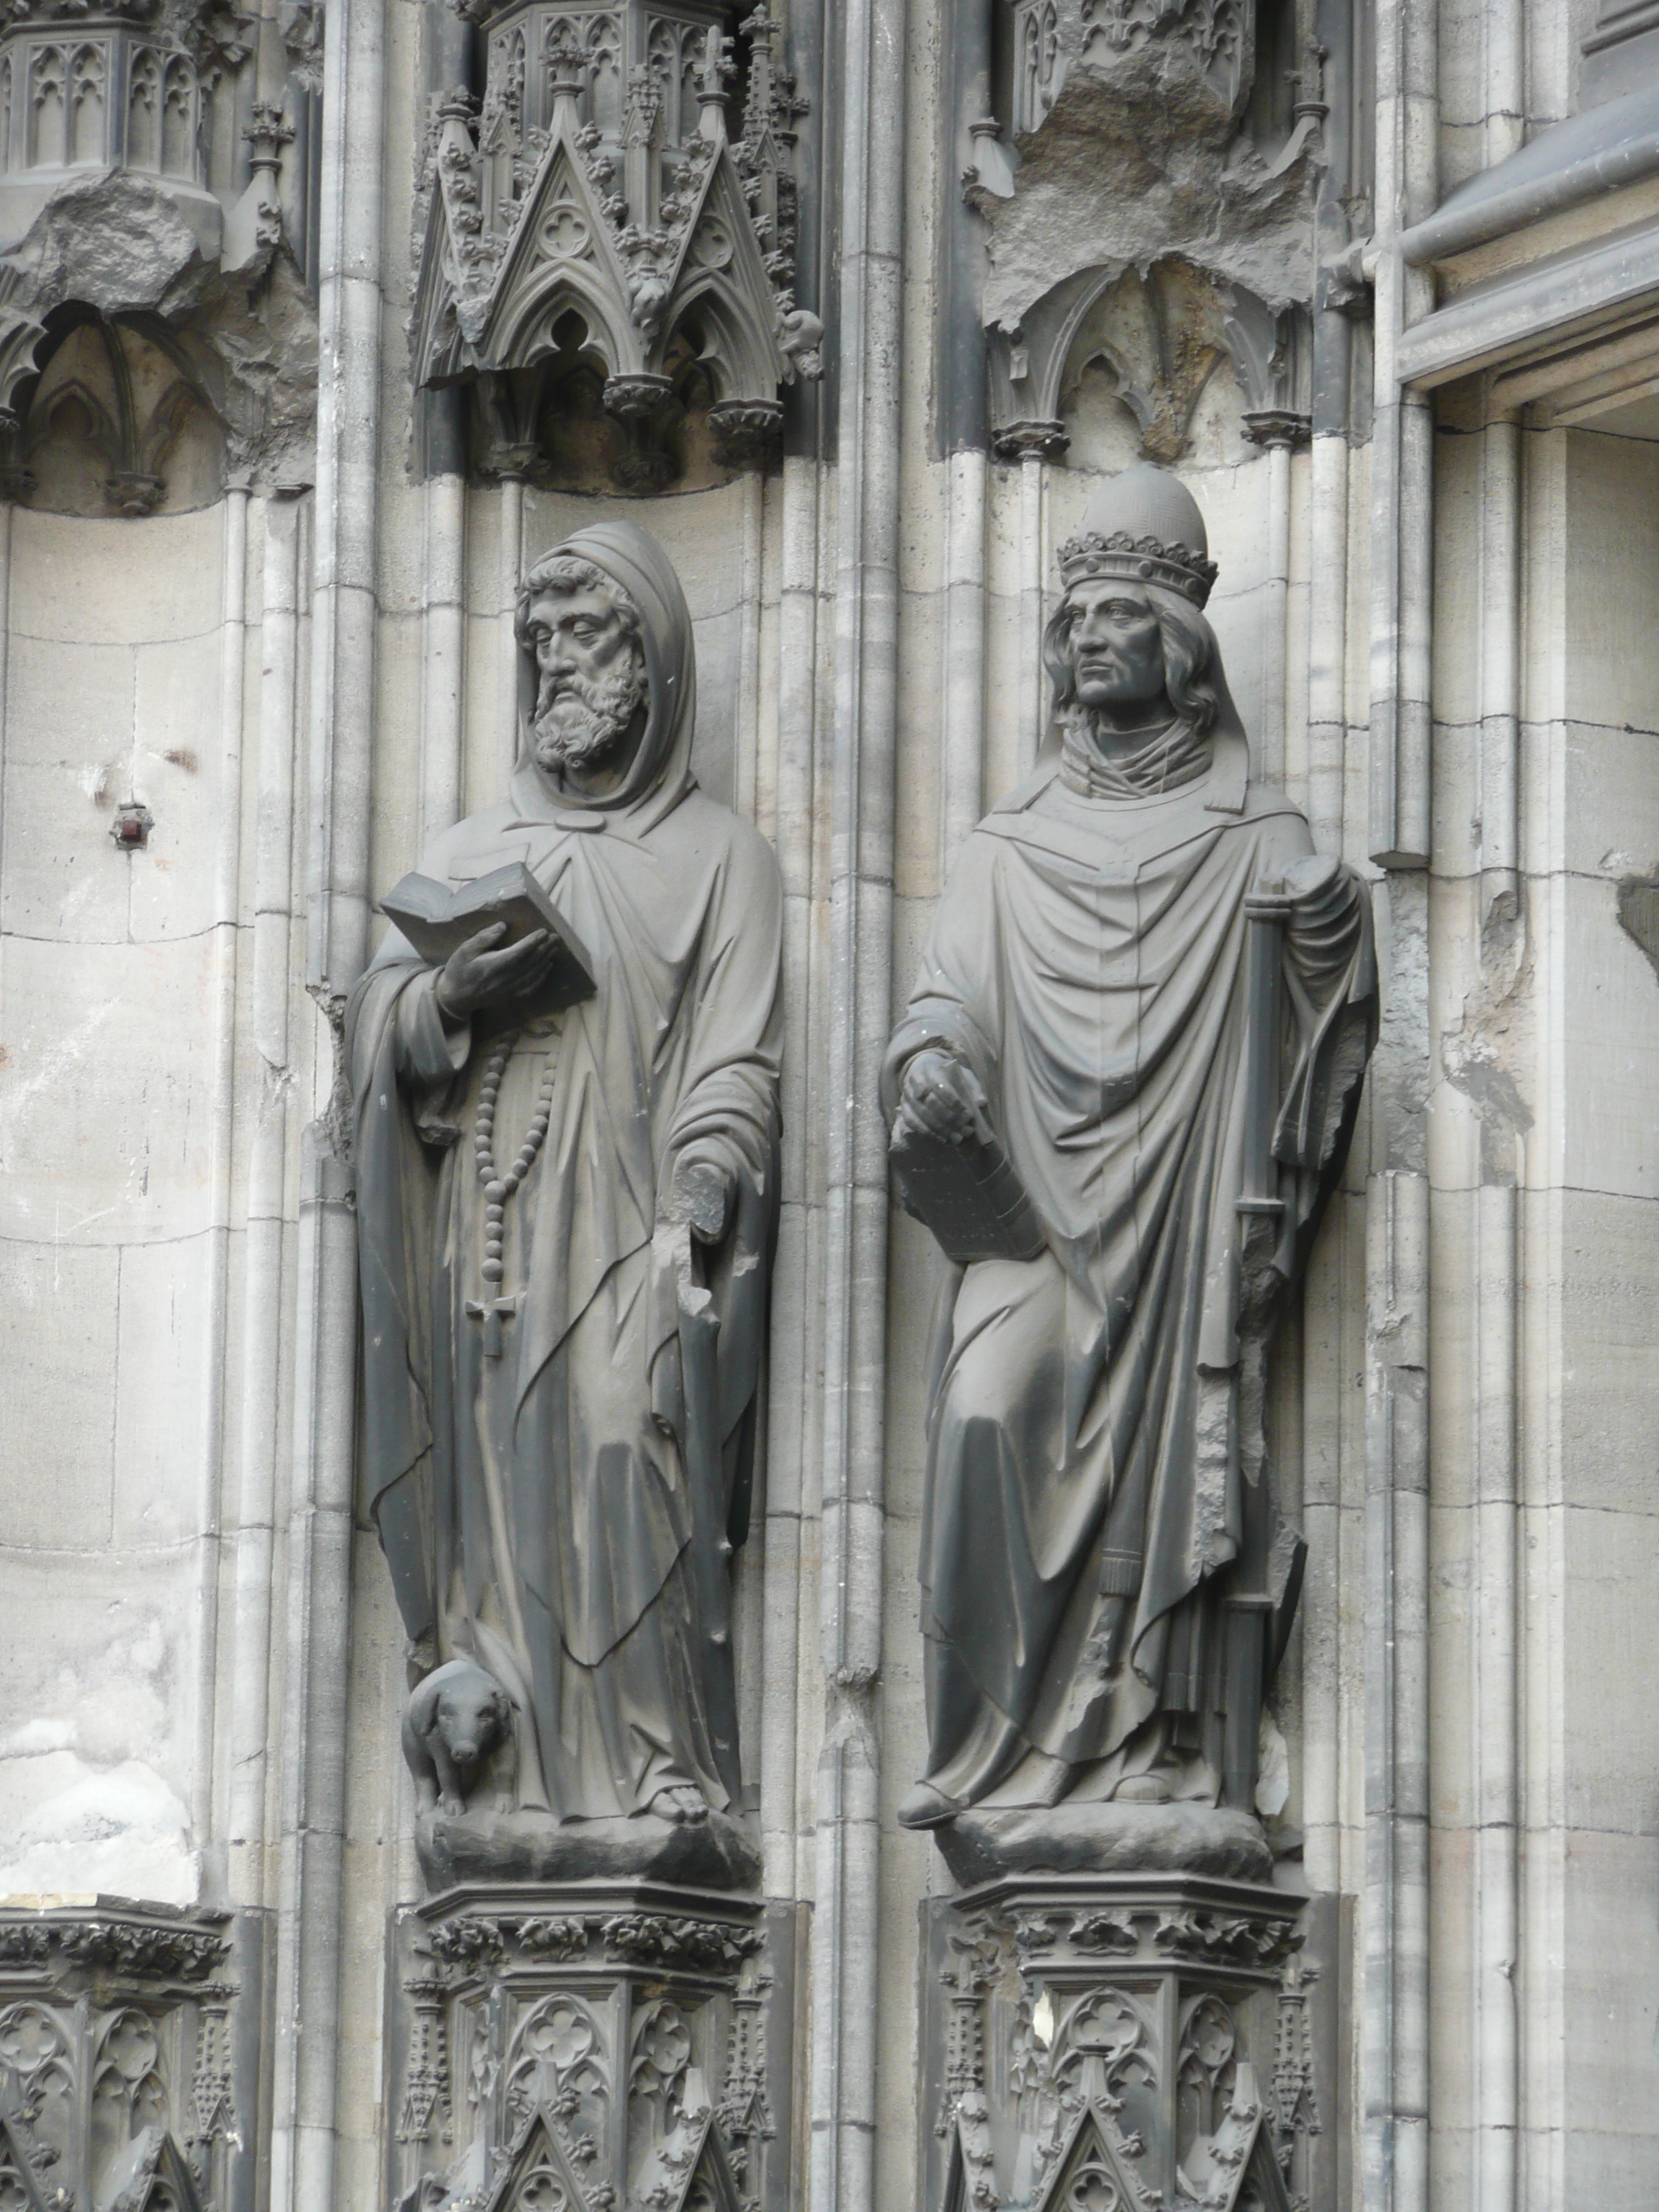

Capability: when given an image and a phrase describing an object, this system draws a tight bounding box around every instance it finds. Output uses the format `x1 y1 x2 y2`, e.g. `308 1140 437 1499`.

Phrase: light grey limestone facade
3 0 1659 2207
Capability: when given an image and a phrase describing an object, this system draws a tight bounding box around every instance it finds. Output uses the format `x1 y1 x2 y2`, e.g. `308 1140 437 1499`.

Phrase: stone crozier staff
348 521 782 1837
885 466 1377 1831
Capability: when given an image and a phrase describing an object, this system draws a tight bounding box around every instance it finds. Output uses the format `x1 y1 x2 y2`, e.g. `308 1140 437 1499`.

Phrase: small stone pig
403 1659 513 1816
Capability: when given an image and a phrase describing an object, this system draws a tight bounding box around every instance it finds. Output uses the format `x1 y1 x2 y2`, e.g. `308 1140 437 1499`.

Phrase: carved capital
992 416 1069 463
709 397 782 468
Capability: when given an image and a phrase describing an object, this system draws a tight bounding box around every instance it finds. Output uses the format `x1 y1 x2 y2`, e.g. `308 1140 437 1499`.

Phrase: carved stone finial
243 96 295 176
546 18 585 103
696 23 735 140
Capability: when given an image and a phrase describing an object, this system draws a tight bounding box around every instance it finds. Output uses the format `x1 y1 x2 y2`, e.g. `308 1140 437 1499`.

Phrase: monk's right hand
898 1048 986 1146
434 922 559 1020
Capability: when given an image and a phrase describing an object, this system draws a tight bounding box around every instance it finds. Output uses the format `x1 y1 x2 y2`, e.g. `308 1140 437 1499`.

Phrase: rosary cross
465 1290 523 1359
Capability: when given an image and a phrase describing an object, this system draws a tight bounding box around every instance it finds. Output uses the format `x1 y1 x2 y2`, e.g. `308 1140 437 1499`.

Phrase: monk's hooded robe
882 688 1376 1815
348 521 782 1821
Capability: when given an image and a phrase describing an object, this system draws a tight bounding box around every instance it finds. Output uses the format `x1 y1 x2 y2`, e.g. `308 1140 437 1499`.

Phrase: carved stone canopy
0 0 318 510
410 1 821 487
992 258 1311 469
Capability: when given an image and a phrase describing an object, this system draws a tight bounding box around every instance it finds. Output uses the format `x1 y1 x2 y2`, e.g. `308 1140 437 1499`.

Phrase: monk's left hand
668 1150 735 1244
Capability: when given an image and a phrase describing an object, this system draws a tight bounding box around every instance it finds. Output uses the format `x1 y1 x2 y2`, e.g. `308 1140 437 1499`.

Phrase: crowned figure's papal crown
1056 464 1220 609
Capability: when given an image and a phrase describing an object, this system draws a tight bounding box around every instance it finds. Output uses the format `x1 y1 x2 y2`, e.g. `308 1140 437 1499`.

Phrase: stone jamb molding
0 1902 264 2212
386 1883 796 2212
409 1 820 487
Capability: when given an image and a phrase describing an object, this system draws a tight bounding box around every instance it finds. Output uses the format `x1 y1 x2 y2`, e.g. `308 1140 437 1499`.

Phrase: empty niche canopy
410 0 822 490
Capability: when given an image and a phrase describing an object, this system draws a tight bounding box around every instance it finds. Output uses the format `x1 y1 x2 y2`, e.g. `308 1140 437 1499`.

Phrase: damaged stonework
973 22 1322 461
0 163 318 509
0 0 319 511
1440 889 1534 1184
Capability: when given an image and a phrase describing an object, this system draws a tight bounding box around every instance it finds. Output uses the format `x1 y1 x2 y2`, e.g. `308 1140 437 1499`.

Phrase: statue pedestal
415 1806 762 1893
921 1858 1329 2212
387 1879 797 2212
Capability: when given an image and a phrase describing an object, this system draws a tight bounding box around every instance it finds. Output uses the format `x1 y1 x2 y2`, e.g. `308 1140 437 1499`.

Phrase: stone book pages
890 1112 1047 1264
379 862 597 1007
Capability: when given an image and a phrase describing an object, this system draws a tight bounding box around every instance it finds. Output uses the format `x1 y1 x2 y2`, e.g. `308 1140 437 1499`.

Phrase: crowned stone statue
348 521 781 1889
884 466 1377 1878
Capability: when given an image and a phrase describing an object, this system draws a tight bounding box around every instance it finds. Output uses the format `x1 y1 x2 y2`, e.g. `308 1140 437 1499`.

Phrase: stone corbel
387 1887 799 2212
922 1875 1325 2212
0 1902 265 2212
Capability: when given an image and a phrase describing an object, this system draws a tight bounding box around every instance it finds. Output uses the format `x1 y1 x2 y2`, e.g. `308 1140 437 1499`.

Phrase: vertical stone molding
0 1904 265 2212
386 1886 796 2212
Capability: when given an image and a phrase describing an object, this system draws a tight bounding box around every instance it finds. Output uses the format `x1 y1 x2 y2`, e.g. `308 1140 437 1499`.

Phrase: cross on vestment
465 1291 523 1359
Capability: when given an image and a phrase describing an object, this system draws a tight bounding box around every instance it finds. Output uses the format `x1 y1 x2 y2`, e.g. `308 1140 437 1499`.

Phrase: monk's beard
531 662 648 773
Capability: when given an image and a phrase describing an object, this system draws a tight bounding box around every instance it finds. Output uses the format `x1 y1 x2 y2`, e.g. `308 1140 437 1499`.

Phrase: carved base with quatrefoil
920 1875 1339 2212
0 1900 266 2212
386 1881 799 2212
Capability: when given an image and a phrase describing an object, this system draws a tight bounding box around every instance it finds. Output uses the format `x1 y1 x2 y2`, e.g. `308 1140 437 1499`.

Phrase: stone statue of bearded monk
884 467 1377 1863
348 521 781 1884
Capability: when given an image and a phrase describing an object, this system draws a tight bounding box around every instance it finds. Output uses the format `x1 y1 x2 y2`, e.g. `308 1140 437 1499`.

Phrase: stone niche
410 1 822 491
0 0 320 514
386 1884 799 2212
974 0 1321 467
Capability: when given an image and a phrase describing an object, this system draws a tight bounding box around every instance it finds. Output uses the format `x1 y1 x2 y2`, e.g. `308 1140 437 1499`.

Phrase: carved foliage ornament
930 1887 1308 2212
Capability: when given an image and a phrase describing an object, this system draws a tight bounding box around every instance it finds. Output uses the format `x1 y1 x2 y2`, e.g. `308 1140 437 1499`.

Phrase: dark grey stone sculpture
886 464 1376 1874
349 519 782 1893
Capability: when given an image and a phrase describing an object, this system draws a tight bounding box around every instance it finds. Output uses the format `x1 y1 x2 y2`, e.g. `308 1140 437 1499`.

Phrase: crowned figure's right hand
896 1048 988 1147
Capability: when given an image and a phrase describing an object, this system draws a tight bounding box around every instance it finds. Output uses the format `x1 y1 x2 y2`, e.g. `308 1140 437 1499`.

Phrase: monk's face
1065 580 1169 729
524 584 647 783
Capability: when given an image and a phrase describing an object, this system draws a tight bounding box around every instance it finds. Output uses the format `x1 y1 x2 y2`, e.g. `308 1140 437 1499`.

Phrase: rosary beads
473 1032 557 1284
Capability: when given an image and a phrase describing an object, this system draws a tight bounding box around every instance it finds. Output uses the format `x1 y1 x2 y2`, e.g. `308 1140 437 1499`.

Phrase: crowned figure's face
523 581 649 791
1064 578 1170 732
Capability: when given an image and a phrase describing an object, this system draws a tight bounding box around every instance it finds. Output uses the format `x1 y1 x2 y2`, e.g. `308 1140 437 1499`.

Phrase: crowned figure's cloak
882 711 1376 1815
347 522 782 1820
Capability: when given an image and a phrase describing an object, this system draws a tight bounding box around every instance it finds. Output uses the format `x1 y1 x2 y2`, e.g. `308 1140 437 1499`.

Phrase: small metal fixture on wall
111 797 155 845
410 1 822 490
